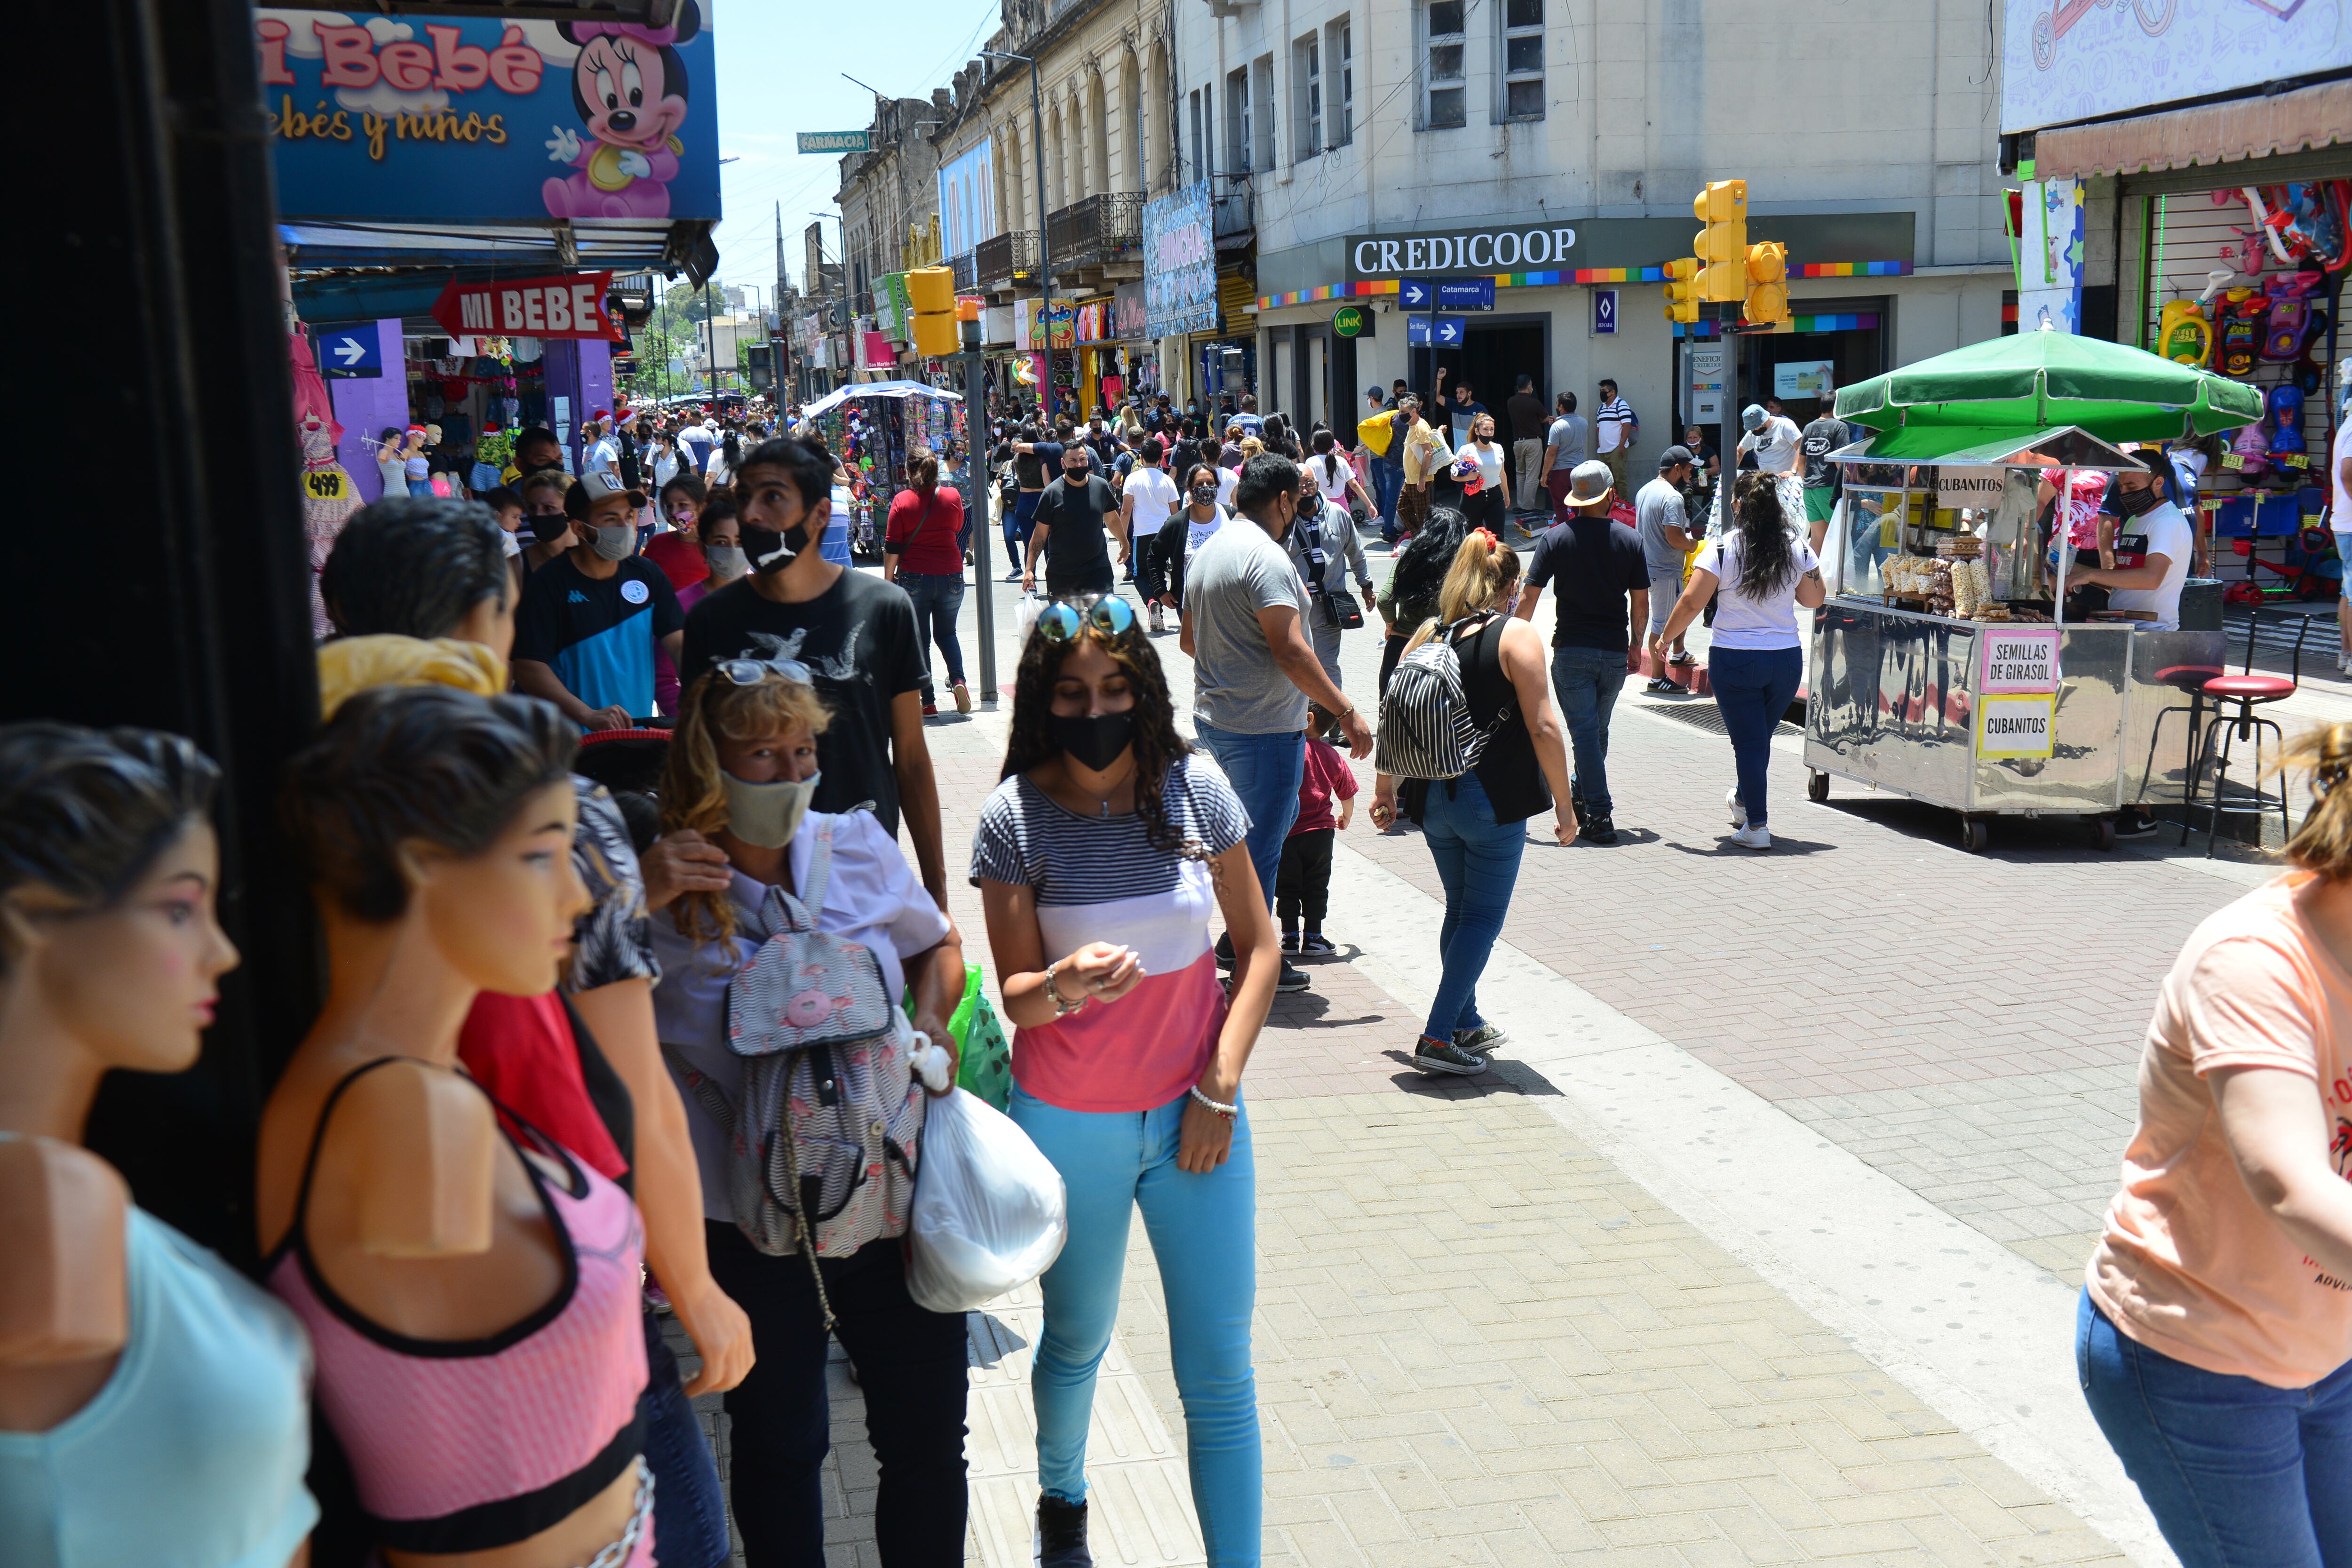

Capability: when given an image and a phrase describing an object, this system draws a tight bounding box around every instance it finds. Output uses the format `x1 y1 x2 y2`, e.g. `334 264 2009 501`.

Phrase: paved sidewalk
672 557 2239 1565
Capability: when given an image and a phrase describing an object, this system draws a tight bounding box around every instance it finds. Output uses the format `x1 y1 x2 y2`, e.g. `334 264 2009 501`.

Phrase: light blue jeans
1418 769 1527 1041
1010 1084 1261 1567
1192 723 1304 909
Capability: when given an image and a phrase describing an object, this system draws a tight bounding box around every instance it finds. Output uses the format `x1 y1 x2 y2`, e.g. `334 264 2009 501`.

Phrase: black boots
1037 1493 1092 1567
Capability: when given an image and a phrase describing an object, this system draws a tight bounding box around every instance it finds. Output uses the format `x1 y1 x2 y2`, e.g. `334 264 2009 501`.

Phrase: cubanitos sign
430 272 620 340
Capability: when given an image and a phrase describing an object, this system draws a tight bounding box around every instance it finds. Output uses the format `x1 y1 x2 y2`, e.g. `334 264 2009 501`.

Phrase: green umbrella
1834 330 2263 441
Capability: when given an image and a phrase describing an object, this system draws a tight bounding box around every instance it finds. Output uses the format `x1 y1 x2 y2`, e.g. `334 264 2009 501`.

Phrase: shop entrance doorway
1428 317 1547 417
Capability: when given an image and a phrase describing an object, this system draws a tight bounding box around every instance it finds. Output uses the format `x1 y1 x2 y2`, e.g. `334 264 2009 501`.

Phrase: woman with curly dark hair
971 594 1279 1568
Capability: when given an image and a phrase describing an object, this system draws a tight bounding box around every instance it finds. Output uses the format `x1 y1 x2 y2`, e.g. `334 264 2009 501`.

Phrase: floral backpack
664 819 924 1325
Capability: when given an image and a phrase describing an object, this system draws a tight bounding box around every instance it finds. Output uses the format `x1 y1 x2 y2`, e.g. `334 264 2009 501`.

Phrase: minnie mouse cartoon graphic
542 1 701 220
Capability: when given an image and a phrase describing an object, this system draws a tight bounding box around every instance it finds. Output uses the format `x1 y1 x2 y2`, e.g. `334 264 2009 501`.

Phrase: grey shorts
1647 565 1684 632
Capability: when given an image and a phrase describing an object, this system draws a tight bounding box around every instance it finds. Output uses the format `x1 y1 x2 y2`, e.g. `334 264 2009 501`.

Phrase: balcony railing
1212 174 1254 245
951 250 977 291
974 229 1040 286
1045 192 1144 268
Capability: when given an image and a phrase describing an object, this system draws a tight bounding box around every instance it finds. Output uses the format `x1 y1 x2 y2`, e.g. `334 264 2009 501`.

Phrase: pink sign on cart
1979 626 2061 693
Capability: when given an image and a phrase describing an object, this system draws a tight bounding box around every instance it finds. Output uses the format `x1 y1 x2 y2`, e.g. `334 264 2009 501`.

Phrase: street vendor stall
1804 333 2263 852
798 379 963 557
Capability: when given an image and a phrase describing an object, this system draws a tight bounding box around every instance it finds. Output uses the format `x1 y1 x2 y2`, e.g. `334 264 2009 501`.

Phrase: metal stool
2186 608 2310 855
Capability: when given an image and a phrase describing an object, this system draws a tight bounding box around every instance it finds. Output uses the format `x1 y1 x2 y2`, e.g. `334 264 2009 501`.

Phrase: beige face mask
721 769 819 848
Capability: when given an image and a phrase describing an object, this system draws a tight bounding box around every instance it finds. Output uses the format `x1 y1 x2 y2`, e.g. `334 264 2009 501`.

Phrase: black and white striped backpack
1374 615 1513 780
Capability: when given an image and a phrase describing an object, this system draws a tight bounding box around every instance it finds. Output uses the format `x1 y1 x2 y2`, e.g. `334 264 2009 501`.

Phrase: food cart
1803 334 2261 852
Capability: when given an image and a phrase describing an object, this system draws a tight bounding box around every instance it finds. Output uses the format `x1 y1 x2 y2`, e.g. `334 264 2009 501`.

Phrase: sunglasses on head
1033 594 1136 644
715 656 813 687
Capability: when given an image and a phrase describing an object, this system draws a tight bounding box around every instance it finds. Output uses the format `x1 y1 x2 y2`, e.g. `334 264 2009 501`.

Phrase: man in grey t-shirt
1184 454 1373 991
1541 391 1590 521
1635 446 1700 688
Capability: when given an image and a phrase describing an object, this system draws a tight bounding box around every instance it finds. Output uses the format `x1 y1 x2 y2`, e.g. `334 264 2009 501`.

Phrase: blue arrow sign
1398 277 1436 310
1406 315 1468 345
1436 278 1495 311
315 323 381 380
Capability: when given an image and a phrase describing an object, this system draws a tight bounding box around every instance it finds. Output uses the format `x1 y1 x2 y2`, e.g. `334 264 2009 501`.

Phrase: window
1297 33 1321 161
1226 67 1250 175
1330 18 1354 146
1423 0 1465 129
1502 0 1544 120
1189 88 1203 183
1254 56 1276 167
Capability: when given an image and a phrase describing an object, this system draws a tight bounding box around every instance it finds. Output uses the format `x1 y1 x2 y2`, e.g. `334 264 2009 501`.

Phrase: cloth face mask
721 769 819 849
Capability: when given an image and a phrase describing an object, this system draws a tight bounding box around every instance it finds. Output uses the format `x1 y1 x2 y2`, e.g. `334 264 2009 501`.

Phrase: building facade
1176 0 2013 446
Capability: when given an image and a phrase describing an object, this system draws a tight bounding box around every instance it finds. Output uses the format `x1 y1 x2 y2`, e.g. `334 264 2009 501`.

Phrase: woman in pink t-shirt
970 594 1279 1566
2081 723 2352 1567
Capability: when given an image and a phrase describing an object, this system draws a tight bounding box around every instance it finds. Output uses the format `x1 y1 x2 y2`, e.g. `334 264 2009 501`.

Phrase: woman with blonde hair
2078 722 2352 1567
1370 531 1576 1076
648 659 972 1567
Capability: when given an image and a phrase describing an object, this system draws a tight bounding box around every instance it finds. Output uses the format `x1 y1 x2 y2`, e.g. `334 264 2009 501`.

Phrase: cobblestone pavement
670 549 2265 1566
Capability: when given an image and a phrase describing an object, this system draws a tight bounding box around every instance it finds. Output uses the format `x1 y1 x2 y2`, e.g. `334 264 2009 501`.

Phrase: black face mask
2109 481 2161 519
527 511 572 545
740 517 812 573
1052 710 1135 773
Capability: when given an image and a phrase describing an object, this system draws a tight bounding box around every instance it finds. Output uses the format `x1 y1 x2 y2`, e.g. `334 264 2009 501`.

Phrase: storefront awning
2033 79 2352 181
1825 424 2143 469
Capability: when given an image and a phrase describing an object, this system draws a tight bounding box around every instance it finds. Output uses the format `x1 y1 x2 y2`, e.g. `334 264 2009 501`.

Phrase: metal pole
959 346 999 702
1030 57 1056 429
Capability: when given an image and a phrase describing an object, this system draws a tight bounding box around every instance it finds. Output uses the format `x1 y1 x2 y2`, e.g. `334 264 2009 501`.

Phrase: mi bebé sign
432 272 620 340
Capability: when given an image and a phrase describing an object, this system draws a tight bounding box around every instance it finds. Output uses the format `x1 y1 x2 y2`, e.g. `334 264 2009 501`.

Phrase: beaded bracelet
1189 1085 1237 1119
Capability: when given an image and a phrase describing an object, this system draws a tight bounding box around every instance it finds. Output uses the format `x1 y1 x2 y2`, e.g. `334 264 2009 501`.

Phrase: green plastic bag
907 963 1012 1112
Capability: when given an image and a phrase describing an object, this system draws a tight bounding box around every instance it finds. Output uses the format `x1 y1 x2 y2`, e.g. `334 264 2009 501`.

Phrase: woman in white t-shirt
1652 472 1826 850
1307 429 1375 517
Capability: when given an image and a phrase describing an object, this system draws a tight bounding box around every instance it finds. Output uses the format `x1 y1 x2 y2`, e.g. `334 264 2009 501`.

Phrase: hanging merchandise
2158 271 2231 367
2265 383 2308 472
2260 270 2323 361
290 324 359 640
2217 287 2267 377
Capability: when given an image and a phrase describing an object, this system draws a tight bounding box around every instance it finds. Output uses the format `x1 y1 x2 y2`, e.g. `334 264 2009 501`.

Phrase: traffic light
1662 257 1700 324
909 266 960 357
1743 241 1789 326
1693 180 1748 302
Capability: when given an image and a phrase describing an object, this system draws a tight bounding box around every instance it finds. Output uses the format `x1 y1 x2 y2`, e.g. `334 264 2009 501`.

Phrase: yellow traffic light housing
1693 180 1748 302
1743 241 1789 326
1661 257 1700 324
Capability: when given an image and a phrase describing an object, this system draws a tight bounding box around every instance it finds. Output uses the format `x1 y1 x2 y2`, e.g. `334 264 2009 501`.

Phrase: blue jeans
2077 1291 2352 1568
1550 645 1629 816
1010 1085 1260 1567
898 570 966 700
1418 769 1526 1041
1709 644 1803 829
1371 460 1404 537
1008 490 1041 566
638 1307 731 1568
405 477 434 496
1192 723 1304 910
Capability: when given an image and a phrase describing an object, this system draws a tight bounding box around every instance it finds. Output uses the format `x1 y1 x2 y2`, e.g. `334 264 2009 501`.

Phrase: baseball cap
1568 460 1614 503
1658 444 1695 470
565 471 647 518
1740 404 1768 431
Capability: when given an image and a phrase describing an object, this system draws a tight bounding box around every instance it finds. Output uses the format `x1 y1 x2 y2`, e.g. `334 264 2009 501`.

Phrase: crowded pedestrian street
14 5 2351 1568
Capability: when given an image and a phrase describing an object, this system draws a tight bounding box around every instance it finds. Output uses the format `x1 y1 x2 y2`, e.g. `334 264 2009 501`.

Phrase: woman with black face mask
1151 462 1229 622
971 594 1278 1568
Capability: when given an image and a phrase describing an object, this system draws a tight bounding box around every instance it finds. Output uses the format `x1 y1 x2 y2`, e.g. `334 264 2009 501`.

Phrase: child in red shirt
1278 710 1359 956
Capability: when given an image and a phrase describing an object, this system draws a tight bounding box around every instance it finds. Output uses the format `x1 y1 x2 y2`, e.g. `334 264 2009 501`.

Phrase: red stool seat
2153 665 2222 692
2202 674 2296 700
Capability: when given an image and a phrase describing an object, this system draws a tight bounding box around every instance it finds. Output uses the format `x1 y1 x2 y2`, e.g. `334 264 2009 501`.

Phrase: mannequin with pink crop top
257 686 652 1568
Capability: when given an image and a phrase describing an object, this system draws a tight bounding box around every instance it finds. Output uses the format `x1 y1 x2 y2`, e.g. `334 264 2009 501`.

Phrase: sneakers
2114 811 2161 839
1298 932 1337 957
1645 677 1680 694
1453 1023 1507 1054
1730 823 1772 850
921 700 939 717
1280 930 1300 955
952 681 973 714
1579 814 1618 845
1277 962 1311 993
1149 603 1167 633
1214 932 1234 968
1216 935 1312 990
1413 1036 1488 1075
1037 1495 1092 1568
1726 785 1748 828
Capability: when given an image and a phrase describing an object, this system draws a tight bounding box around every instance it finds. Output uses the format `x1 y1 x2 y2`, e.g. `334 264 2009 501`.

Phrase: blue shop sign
256 7 721 223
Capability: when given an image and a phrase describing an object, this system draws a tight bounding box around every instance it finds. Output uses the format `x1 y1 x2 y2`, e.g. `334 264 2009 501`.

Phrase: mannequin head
0 724 237 1099
284 688 587 997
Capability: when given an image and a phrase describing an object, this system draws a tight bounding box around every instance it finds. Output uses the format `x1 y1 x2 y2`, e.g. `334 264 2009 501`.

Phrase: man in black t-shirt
679 434 946 907
513 472 684 730
1024 444 1120 597
1516 460 1649 844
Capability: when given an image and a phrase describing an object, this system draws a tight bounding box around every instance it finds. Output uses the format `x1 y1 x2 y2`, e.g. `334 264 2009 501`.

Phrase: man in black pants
1023 441 1121 597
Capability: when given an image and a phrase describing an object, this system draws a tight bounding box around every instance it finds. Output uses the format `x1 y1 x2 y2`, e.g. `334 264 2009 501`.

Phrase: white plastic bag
907 1088 1068 1313
1015 591 1045 645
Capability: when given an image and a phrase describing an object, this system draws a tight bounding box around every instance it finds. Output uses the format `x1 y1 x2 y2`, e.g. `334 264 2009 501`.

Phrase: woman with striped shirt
972 594 1280 1568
